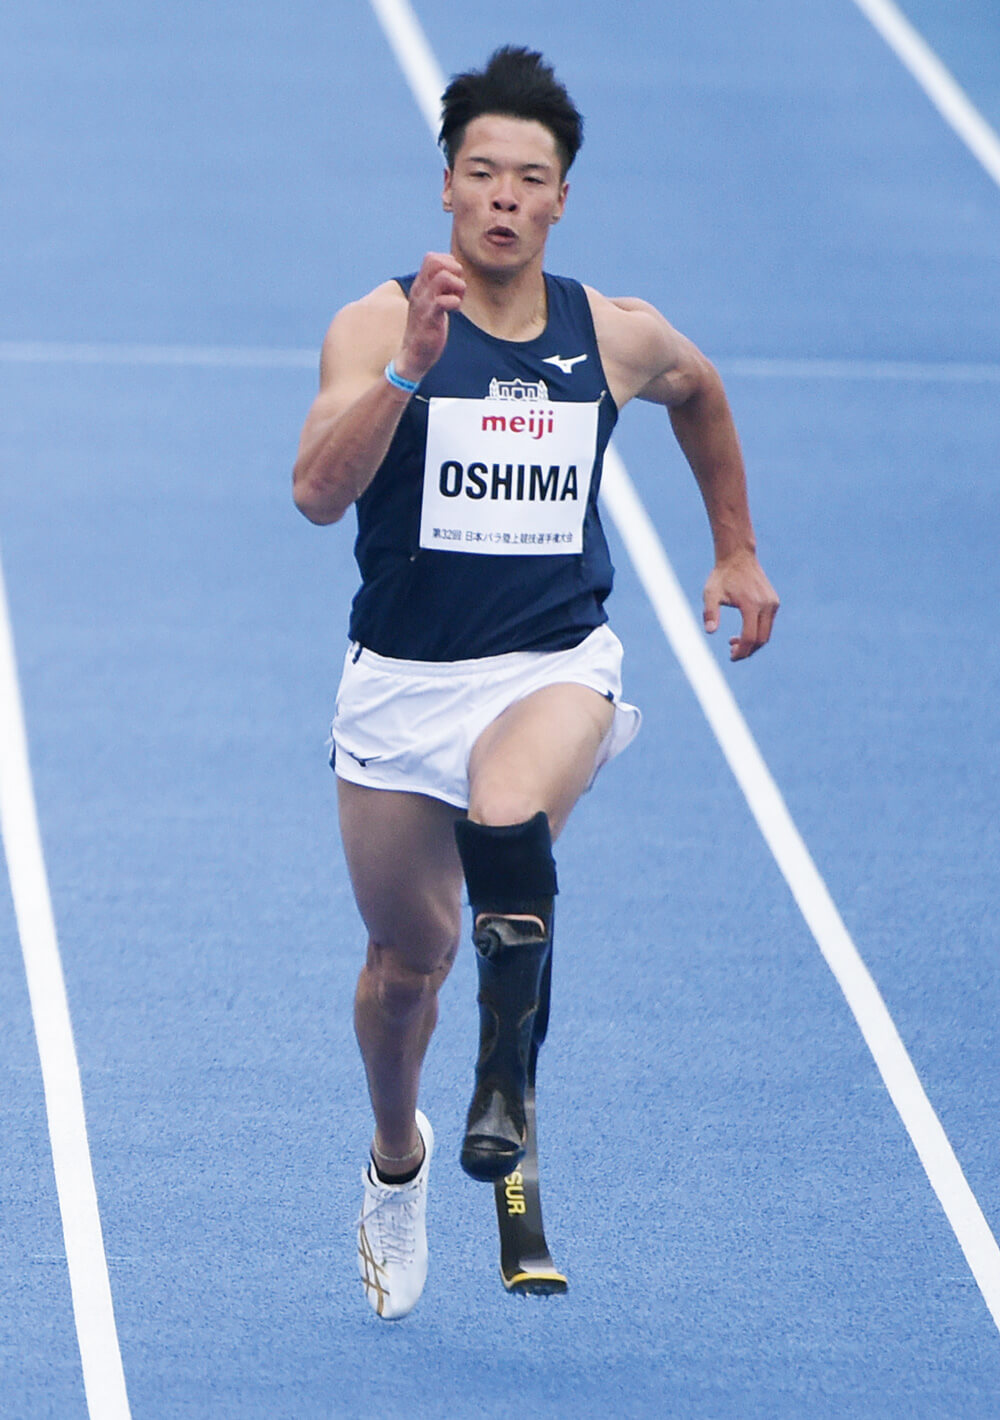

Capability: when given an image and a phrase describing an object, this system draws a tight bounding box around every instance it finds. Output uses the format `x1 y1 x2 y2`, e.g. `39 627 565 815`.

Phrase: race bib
419 395 600 555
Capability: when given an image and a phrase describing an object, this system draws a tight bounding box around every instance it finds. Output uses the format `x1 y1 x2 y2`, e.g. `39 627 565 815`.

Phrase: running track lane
368 0 1000 1334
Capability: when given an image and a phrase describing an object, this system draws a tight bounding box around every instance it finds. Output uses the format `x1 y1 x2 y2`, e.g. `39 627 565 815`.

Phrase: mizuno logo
344 748 382 767
543 354 588 374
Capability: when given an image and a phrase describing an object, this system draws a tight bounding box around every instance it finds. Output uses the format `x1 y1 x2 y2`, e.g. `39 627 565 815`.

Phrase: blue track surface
2 1 999 1414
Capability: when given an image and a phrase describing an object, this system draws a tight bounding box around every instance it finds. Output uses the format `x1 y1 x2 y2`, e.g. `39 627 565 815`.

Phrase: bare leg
468 681 615 832
338 780 465 1168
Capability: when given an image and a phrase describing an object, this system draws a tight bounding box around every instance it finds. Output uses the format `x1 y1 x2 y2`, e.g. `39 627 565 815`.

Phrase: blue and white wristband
384 359 420 394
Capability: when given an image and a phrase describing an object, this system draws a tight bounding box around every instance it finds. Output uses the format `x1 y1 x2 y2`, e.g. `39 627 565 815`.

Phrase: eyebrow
463 155 552 173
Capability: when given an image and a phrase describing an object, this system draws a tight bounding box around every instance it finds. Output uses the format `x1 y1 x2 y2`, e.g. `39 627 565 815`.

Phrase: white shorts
330 623 641 809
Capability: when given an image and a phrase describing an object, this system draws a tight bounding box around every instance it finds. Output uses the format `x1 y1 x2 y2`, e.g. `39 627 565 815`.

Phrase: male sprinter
293 47 778 1319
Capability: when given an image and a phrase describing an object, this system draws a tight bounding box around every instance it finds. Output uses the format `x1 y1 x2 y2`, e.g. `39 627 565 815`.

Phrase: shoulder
318 280 409 386
584 286 713 408
584 287 682 378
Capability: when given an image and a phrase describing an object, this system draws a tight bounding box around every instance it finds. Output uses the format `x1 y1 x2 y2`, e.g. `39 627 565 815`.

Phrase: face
442 114 569 278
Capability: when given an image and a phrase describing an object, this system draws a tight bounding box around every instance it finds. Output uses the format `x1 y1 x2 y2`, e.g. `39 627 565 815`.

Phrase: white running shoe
356 1110 433 1320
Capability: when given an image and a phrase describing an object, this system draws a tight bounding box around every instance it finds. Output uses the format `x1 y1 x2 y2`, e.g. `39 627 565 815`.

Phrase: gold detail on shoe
357 1220 389 1317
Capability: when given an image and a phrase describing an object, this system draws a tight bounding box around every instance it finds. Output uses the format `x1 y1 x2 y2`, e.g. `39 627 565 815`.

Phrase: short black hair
438 46 583 176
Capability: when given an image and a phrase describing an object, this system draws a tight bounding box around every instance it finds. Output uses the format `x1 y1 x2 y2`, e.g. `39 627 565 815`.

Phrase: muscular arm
588 290 779 660
293 254 466 525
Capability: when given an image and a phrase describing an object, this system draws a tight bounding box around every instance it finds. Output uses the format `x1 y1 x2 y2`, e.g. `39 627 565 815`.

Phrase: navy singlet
347 272 619 660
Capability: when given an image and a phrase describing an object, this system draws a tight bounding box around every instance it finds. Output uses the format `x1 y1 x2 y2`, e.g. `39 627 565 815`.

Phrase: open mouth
486 226 517 243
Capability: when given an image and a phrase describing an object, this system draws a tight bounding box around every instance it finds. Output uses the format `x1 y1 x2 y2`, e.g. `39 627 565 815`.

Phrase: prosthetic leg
454 812 557 1183
492 941 568 1294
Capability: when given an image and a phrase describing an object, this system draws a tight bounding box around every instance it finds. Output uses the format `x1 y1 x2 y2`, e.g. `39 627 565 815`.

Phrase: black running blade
493 1084 567 1295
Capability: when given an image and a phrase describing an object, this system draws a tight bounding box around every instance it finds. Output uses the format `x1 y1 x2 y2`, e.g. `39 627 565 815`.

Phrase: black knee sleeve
453 810 558 916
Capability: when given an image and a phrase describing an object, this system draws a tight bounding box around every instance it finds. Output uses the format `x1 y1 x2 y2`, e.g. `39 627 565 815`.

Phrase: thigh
467 682 615 838
337 780 466 969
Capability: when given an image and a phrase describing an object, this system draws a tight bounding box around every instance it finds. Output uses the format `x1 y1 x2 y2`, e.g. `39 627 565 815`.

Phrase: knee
467 783 542 828
364 925 460 1021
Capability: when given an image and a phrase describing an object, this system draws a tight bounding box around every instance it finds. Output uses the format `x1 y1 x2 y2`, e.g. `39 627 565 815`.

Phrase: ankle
371 1132 424 1183
371 1140 425 1185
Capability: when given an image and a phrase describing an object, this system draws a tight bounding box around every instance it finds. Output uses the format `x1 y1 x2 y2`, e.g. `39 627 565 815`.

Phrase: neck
454 261 548 342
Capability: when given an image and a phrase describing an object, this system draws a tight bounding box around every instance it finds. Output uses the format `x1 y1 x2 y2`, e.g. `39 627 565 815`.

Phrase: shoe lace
357 1179 422 1265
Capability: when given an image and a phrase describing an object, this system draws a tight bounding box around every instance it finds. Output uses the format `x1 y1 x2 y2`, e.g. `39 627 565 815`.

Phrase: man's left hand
703 551 779 661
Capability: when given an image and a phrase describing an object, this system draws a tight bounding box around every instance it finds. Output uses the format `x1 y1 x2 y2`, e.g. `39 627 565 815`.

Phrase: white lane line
720 357 1000 383
369 0 1000 1335
851 0 1000 188
0 340 316 369
600 449 1000 1330
368 0 446 135
3 340 1000 384
0 559 131 1418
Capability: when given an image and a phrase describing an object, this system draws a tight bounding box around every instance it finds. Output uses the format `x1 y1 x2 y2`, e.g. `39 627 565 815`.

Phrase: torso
347 273 620 661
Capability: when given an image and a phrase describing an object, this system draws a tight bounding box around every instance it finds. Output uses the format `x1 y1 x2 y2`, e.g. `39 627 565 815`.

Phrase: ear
550 179 569 224
442 166 454 213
